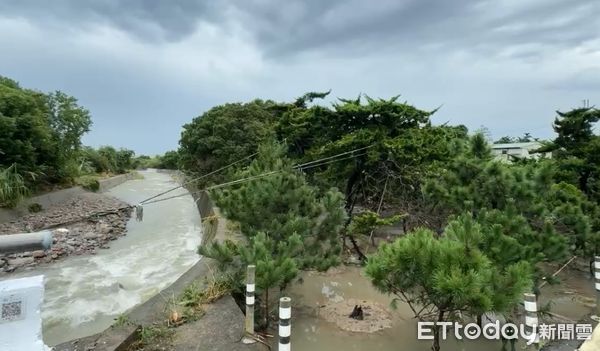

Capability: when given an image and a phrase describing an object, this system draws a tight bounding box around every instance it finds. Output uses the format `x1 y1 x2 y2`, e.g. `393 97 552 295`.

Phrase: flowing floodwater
3 170 202 346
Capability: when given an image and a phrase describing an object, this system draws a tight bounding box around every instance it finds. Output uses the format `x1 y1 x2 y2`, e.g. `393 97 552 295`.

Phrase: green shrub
28 203 43 213
76 175 100 192
0 164 29 208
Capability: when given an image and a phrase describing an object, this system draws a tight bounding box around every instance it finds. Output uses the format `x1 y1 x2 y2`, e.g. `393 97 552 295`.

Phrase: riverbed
1 170 203 346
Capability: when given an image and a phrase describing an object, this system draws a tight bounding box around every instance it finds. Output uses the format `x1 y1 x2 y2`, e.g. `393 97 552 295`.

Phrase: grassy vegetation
113 314 133 328
128 324 174 351
124 272 232 350
74 175 101 192
0 164 30 208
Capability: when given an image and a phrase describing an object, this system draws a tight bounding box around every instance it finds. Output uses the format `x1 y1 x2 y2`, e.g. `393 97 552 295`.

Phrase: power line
296 152 368 171
142 148 371 206
139 152 258 205
141 145 370 205
293 145 373 169
37 146 372 226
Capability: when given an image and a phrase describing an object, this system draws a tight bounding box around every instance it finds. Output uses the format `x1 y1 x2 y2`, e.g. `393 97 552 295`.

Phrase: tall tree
179 99 282 186
0 77 93 186
278 94 465 257
366 215 531 351
423 134 587 291
200 142 346 327
546 107 600 199
46 91 92 156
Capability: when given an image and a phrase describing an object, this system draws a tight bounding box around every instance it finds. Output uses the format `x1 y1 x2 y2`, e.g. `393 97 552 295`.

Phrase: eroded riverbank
0 192 132 274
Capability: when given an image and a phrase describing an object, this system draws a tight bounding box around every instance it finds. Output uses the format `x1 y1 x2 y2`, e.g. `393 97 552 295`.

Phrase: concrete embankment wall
0 172 138 224
97 172 138 193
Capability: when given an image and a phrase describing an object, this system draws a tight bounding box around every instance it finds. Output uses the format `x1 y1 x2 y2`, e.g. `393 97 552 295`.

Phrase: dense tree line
179 91 599 349
134 150 181 170
0 76 138 206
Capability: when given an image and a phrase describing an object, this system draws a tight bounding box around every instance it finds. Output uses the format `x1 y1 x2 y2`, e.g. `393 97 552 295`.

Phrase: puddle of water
1 170 203 346
281 263 597 351
538 265 596 321
283 266 505 351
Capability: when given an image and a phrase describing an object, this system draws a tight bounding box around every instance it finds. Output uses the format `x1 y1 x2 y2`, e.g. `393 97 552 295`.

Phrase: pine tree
200 141 346 328
422 133 584 291
545 107 600 199
366 215 531 351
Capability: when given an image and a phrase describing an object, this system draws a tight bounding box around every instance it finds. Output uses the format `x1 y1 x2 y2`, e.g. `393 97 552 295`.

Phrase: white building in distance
491 141 551 162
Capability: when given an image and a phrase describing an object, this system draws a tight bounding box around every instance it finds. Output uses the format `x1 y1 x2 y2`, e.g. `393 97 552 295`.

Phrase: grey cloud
0 0 222 41
1 0 599 154
1 0 598 59
546 68 600 91
483 1 600 53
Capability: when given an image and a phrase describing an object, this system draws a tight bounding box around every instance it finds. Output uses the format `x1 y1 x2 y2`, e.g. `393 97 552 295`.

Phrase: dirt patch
319 297 393 333
0 192 132 275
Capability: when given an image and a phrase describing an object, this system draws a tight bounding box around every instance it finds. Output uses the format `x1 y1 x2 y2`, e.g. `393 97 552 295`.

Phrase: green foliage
28 203 43 213
200 231 303 329
423 134 549 215
173 91 598 343
159 150 180 169
46 91 92 153
0 164 30 207
0 77 93 185
179 100 281 185
546 107 600 200
210 142 346 270
0 75 146 204
113 314 132 327
75 175 101 192
115 148 135 173
0 78 54 180
276 93 467 242
79 146 136 174
199 142 346 328
181 275 232 307
46 90 92 181
349 210 406 237
366 216 531 351
421 134 600 291
494 133 535 144
135 151 180 170
136 324 173 348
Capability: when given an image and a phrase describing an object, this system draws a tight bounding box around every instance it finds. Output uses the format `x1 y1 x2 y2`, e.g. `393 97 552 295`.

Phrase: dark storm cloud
0 0 222 41
1 0 598 153
1 0 598 57
239 0 599 58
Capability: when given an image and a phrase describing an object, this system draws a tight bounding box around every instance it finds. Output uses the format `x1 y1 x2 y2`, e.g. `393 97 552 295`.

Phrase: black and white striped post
524 293 539 349
279 297 291 351
242 265 256 344
595 256 600 316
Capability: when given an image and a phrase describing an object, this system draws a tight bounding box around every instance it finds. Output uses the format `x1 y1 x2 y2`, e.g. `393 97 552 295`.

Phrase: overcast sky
1 0 598 155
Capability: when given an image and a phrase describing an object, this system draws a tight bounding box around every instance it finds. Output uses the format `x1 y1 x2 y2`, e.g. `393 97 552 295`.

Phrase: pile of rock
0 193 132 275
